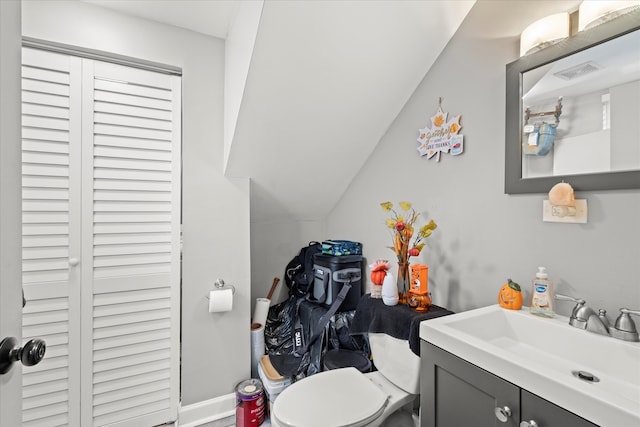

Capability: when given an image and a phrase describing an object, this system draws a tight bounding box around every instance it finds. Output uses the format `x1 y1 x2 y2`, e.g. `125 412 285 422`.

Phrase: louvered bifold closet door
80 60 181 427
21 47 82 427
22 47 181 427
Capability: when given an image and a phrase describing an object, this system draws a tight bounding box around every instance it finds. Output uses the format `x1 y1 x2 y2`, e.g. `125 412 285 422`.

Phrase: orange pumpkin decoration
370 259 391 285
498 279 523 310
371 269 387 286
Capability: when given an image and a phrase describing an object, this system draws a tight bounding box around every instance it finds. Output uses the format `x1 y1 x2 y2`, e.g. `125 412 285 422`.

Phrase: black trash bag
327 310 370 356
264 295 303 355
264 296 328 381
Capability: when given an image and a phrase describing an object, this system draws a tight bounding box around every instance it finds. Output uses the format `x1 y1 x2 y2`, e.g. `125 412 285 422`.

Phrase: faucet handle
555 293 586 316
611 308 640 342
555 293 585 306
614 309 640 333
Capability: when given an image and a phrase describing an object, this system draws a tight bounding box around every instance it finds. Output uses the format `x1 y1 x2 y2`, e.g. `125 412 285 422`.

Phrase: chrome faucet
555 294 640 342
555 294 609 336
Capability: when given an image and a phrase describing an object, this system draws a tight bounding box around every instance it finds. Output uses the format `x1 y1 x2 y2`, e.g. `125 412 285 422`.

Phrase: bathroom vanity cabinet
420 341 598 427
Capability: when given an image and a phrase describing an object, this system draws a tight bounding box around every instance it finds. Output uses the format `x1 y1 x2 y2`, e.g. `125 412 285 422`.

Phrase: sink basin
420 304 640 427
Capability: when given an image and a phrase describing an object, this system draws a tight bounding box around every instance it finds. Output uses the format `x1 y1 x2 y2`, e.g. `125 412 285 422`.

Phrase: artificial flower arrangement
371 201 437 301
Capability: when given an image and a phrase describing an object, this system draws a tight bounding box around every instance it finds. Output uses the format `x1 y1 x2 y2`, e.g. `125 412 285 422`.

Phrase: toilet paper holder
206 278 236 299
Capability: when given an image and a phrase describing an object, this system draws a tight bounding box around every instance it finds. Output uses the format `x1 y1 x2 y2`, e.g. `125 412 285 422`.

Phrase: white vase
381 272 398 306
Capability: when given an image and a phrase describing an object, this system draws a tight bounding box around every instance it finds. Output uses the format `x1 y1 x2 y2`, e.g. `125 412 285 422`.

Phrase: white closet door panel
24 366 69 386
23 114 69 131
95 101 172 121
22 174 69 189
22 150 69 166
94 90 171 111
22 102 70 120
94 78 172 100
94 144 173 161
22 65 70 85
81 59 181 427
94 168 172 182
93 359 170 384
94 111 173 131
94 399 171 427
22 78 70 97
93 241 173 256
23 90 69 109
22 164 69 179
94 123 171 141
93 315 171 333
93 232 171 245
23 211 70 225
94 180 171 193
94 155 172 171
22 404 69 426
23 234 69 248
22 47 82 427
94 134 172 151
22 139 69 154
93 190 172 202
94 328 170 351
23 47 180 427
94 370 170 395
22 126 70 143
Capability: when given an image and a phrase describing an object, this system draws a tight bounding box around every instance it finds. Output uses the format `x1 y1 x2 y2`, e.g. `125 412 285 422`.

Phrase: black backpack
284 241 321 297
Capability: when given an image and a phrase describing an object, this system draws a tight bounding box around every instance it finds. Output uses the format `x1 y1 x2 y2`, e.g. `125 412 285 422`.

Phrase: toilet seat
272 367 388 427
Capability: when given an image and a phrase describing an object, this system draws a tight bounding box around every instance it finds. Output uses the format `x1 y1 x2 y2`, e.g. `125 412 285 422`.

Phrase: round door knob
20 339 46 366
0 337 46 375
521 421 539 427
494 406 512 422
69 257 79 266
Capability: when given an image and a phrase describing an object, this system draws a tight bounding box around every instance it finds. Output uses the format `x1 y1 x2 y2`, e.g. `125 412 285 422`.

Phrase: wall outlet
543 199 588 223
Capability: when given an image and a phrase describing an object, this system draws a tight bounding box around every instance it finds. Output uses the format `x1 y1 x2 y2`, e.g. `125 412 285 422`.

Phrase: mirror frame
505 9 640 194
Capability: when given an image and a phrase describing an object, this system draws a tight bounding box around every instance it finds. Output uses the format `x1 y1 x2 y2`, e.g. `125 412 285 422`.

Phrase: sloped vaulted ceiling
85 0 477 223
225 1 476 222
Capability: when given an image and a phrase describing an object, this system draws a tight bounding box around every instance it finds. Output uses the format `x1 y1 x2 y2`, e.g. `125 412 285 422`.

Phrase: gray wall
324 0 640 318
21 0 251 405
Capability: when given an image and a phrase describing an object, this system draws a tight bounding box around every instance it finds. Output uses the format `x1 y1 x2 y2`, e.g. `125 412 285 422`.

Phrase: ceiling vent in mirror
554 61 602 80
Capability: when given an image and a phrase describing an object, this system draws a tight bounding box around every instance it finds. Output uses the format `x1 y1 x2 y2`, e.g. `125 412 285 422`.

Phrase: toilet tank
369 333 420 395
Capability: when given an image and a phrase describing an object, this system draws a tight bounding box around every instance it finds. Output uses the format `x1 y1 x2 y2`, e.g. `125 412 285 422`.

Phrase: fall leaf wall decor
417 98 464 162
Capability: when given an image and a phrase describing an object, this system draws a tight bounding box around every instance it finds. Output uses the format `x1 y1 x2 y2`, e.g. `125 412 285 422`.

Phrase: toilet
270 333 421 427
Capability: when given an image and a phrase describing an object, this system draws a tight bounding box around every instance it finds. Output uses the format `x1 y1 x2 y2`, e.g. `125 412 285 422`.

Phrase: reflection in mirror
505 8 640 194
521 29 640 179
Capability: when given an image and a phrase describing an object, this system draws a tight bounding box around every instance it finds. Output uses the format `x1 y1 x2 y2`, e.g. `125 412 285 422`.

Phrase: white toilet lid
272 367 388 427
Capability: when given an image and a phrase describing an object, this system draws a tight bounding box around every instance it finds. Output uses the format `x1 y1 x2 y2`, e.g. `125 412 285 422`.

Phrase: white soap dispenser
529 266 554 318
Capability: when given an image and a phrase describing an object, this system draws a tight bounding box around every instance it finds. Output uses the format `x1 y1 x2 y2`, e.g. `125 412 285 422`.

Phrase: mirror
505 9 640 194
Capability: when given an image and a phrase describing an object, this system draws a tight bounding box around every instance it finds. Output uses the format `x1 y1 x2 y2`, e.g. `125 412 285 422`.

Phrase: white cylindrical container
381 272 398 306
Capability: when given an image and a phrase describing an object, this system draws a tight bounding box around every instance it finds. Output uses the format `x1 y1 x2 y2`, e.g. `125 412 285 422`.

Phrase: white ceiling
84 0 239 38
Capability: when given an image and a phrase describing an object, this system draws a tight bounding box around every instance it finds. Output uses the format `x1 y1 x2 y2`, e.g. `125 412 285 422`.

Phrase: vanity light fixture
543 182 588 223
520 12 570 57
578 0 640 31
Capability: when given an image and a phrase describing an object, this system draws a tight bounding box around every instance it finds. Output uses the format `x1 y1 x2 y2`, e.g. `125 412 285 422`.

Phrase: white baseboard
178 393 235 427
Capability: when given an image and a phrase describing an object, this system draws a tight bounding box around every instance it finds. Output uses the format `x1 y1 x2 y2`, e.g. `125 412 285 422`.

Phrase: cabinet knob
494 406 512 422
520 421 539 427
69 257 79 267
